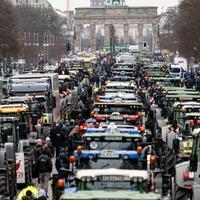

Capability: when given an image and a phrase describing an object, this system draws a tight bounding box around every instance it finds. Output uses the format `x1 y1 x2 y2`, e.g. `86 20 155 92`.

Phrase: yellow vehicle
0 104 30 138
80 55 97 72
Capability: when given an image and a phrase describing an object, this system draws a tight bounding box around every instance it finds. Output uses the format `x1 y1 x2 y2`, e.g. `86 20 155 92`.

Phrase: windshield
160 81 173 87
113 66 134 70
102 120 137 126
84 140 136 151
96 105 140 115
1 123 13 136
0 112 28 123
0 122 17 144
171 68 180 73
106 86 134 91
76 158 138 170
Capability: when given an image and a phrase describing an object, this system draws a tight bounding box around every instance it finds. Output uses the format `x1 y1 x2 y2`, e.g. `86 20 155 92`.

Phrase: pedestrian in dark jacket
35 153 52 194
50 122 66 157
45 137 54 157
33 139 43 162
55 148 69 173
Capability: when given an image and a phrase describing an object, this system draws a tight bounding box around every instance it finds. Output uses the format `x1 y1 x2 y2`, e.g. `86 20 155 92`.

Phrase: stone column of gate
138 24 144 50
90 24 96 52
123 24 129 46
75 23 81 52
152 23 158 52
104 24 110 47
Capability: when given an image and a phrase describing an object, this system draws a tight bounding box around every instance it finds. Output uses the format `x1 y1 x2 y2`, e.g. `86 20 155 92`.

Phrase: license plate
110 116 123 120
101 175 129 181
105 136 122 141
100 150 118 158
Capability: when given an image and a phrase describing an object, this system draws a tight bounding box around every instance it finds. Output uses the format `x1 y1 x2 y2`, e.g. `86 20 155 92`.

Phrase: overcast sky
48 0 179 13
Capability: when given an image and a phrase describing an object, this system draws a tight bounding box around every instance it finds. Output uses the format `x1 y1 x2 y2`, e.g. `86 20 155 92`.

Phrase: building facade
10 0 49 8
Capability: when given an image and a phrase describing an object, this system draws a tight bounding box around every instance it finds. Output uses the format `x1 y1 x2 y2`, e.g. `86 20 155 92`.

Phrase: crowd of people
17 53 200 199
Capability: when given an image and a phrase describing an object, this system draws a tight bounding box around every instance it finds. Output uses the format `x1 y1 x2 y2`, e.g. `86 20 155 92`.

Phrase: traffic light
66 42 71 51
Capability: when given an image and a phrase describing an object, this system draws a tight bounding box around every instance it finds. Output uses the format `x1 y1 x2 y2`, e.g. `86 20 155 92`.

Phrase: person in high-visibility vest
43 114 49 124
16 185 39 200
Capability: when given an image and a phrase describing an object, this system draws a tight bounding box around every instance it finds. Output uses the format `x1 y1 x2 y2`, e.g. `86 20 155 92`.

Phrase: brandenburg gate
74 5 159 52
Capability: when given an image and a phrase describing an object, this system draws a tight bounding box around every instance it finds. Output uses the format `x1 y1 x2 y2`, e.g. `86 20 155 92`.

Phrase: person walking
50 122 66 157
35 152 52 195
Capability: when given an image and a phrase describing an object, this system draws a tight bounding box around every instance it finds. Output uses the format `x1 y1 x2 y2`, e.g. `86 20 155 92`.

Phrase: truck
59 169 162 200
7 73 60 122
175 128 200 199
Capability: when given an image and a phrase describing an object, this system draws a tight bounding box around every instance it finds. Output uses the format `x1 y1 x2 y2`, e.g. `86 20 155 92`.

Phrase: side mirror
189 154 198 172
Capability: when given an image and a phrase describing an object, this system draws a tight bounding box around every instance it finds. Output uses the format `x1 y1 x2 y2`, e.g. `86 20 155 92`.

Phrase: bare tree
0 0 21 60
175 0 200 59
15 5 65 63
159 8 178 51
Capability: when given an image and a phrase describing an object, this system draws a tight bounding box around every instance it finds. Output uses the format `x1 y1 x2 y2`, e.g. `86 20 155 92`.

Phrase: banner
16 152 25 184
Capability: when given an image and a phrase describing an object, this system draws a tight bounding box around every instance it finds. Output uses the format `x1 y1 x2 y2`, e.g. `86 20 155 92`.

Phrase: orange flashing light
69 156 76 164
139 126 145 132
189 120 194 127
150 155 157 165
79 125 85 132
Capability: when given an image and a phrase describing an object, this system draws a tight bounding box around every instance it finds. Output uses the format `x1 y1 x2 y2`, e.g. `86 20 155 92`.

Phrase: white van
170 64 183 78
